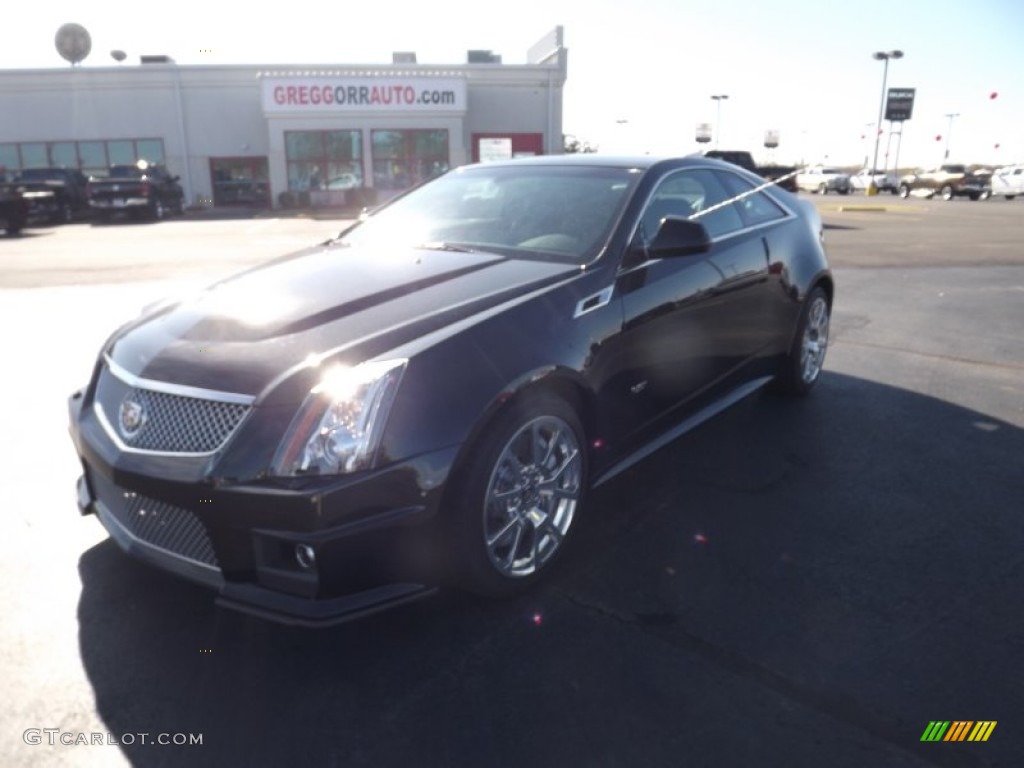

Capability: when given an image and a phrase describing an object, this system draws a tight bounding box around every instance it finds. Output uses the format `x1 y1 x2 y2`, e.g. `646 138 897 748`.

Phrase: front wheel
977 190 990 201
899 185 910 198
940 184 954 201
818 183 828 195
448 393 586 597
773 286 831 396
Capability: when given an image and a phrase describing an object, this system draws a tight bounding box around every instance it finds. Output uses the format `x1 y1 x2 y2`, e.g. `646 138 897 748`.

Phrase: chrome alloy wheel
483 416 582 578
800 295 830 384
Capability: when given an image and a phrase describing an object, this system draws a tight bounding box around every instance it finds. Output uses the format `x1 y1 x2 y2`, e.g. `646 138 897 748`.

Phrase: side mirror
646 216 712 258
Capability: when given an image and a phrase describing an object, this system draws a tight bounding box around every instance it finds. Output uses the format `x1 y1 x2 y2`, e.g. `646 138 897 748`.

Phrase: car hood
106 244 580 396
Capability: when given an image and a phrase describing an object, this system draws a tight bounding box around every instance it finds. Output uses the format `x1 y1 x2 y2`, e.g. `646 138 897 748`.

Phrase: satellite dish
55 23 92 65
111 50 127 63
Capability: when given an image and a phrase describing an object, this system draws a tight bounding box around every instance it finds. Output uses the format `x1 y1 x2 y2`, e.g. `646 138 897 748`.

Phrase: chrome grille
89 470 220 568
94 363 250 454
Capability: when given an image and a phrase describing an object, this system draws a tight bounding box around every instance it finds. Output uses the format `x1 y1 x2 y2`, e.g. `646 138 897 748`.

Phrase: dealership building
0 28 566 208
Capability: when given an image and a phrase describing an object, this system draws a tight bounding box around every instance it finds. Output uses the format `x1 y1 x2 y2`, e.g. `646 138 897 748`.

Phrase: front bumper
69 390 457 627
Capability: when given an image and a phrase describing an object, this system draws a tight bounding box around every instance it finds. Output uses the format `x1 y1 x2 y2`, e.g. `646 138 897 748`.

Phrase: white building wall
0 31 566 208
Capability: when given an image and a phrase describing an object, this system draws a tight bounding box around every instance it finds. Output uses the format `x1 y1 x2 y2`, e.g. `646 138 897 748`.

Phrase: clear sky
5 0 1022 169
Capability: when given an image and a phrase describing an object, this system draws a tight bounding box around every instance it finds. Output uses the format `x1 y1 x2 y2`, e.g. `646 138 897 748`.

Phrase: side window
718 171 788 227
639 168 744 242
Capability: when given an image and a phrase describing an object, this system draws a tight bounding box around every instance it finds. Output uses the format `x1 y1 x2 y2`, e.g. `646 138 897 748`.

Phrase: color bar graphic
967 722 997 742
920 721 996 742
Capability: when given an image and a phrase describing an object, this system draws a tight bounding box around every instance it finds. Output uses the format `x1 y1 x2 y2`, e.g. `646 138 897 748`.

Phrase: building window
78 142 108 176
20 143 48 168
50 142 78 168
371 130 449 192
0 144 18 178
107 140 135 166
284 130 362 191
0 139 164 176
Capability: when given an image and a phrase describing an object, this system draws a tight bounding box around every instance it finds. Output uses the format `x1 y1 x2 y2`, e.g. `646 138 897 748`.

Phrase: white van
991 164 1024 200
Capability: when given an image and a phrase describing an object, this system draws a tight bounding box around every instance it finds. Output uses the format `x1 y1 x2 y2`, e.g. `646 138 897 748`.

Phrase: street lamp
870 50 903 194
711 94 729 149
943 113 959 160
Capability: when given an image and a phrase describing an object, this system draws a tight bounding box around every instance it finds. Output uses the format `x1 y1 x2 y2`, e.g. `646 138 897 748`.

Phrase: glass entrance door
210 157 270 207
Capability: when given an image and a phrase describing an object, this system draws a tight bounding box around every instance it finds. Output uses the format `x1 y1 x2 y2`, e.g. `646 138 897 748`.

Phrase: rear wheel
1007 195 1016 201
773 286 830 396
940 184 954 201
899 185 910 198
448 392 586 597
818 183 828 195
977 190 990 201
149 199 164 221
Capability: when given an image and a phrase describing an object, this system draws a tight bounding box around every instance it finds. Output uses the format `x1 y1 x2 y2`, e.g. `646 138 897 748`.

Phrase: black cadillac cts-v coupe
68 155 833 626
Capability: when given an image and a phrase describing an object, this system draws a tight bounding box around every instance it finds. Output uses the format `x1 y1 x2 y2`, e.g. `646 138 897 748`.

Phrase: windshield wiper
414 241 478 253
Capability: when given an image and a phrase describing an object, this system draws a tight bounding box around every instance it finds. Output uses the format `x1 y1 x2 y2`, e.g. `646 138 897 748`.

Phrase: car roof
458 154 748 175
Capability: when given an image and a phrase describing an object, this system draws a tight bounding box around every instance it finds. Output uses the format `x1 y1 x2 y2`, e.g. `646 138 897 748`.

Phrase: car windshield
339 164 641 264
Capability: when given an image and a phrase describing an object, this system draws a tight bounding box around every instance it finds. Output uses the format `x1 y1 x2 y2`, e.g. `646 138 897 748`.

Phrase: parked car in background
990 164 1024 200
796 166 851 195
0 183 31 235
13 167 91 223
848 168 898 194
326 173 361 190
898 164 991 201
86 162 185 222
703 150 799 192
68 155 833 626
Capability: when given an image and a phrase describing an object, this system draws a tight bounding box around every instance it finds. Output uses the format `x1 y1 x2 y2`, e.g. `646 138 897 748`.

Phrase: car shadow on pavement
76 371 1023 767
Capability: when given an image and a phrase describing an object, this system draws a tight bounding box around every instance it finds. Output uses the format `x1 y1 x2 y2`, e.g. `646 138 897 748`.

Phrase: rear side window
717 171 788 227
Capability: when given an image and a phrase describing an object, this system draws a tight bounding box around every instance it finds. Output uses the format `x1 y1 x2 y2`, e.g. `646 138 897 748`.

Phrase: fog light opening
295 543 316 570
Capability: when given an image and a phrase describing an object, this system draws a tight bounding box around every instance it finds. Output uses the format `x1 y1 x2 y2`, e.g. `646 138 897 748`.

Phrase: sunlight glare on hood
194 280 299 326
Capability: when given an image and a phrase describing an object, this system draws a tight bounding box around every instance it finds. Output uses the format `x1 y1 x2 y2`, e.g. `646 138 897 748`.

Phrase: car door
605 167 772 447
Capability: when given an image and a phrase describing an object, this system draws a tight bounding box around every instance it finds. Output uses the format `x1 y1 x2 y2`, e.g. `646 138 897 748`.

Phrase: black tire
447 391 587 597
149 199 164 221
899 185 910 198
772 286 830 396
818 183 828 195
940 184 954 201
977 190 990 201
1006 195 1016 201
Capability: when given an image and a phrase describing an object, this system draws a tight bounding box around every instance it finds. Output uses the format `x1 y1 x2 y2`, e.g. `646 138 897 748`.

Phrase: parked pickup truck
898 164 991 201
0 183 30 235
13 167 92 223
796 166 851 195
848 168 898 194
87 162 185 221
702 150 799 193
990 164 1024 200
0 179 60 234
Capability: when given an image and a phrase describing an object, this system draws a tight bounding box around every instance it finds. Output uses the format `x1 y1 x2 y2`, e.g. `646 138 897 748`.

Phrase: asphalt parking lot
1 196 1021 767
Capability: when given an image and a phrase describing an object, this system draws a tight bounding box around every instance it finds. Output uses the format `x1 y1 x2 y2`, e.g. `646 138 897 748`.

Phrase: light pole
943 113 959 160
870 50 903 193
711 94 729 149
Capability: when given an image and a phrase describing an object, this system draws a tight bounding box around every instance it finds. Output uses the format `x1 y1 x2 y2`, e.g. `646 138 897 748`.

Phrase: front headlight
270 359 407 476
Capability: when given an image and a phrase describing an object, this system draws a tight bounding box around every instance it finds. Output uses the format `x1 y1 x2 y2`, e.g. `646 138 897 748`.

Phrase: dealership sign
885 88 916 121
262 77 467 113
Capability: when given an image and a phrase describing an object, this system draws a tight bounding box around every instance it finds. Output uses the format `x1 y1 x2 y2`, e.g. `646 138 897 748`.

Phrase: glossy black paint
68 155 832 625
